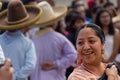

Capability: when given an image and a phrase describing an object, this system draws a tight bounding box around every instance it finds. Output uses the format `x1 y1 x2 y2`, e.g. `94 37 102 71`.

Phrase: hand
41 61 55 71
106 65 118 80
0 59 13 80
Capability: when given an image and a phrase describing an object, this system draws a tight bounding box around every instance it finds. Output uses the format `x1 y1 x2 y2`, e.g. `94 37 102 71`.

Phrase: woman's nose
83 42 90 50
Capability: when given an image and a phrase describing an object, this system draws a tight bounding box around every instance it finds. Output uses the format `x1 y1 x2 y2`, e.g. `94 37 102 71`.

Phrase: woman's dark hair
73 4 85 10
104 1 114 8
99 0 109 4
91 5 102 14
65 10 85 33
76 23 105 44
95 8 114 35
71 0 84 8
104 2 117 17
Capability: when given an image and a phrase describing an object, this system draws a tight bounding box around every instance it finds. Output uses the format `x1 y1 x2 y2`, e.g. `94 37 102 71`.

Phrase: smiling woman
68 23 120 80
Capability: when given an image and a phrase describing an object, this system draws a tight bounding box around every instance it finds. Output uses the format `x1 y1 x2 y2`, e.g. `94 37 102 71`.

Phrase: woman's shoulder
68 66 97 80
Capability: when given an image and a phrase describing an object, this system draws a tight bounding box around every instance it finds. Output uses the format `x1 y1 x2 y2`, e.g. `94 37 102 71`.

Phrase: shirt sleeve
15 41 36 79
54 37 77 70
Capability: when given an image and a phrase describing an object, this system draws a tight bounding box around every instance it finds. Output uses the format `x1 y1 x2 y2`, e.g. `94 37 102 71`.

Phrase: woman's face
100 12 111 26
76 27 104 64
76 6 86 19
74 19 85 30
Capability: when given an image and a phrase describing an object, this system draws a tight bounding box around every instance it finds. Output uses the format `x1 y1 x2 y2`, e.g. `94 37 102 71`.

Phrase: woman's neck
103 26 109 35
83 62 106 76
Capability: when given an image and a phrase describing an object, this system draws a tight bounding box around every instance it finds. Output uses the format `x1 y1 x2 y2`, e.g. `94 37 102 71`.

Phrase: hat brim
35 6 67 27
0 5 42 30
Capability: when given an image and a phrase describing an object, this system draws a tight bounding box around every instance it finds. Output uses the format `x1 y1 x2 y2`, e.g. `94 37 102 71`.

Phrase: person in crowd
95 8 120 63
87 0 96 18
91 5 102 23
68 23 120 80
95 0 109 7
67 6 73 14
64 10 85 79
0 0 42 80
113 15 120 31
65 10 85 79
73 4 92 23
117 0 120 8
0 0 38 35
65 10 85 47
104 1 117 17
0 0 37 11
30 1 77 80
71 0 84 8
112 15 120 66
87 0 96 11
55 20 69 36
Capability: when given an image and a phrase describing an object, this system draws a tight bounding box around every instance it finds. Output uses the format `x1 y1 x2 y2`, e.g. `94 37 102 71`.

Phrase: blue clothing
0 31 36 80
85 17 92 23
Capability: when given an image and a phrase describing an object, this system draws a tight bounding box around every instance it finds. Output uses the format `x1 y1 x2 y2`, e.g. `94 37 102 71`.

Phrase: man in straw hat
0 0 42 80
0 0 37 11
30 1 77 80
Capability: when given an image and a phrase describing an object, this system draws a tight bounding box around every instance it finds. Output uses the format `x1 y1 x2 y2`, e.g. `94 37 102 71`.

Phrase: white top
104 35 114 60
0 45 5 64
104 34 120 62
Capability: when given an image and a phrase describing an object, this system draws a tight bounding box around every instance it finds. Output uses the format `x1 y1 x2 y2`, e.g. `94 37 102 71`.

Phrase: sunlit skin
0 59 13 80
76 27 104 66
114 22 120 31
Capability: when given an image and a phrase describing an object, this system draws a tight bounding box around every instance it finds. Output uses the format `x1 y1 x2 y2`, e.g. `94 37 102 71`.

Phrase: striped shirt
68 64 107 80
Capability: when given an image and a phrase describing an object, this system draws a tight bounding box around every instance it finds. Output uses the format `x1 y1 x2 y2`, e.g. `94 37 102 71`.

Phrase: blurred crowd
0 0 120 80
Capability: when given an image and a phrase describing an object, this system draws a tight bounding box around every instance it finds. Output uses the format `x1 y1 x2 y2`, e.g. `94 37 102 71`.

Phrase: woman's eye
78 41 84 45
89 40 95 44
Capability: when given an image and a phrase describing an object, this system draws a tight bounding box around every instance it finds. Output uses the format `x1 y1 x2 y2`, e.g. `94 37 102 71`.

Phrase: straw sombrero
0 0 42 30
0 2 2 9
35 1 67 28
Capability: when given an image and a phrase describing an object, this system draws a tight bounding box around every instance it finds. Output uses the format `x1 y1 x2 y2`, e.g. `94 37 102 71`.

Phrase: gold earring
77 54 82 65
101 50 106 62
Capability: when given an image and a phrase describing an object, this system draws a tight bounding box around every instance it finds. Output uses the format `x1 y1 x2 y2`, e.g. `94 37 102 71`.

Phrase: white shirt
0 45 5 65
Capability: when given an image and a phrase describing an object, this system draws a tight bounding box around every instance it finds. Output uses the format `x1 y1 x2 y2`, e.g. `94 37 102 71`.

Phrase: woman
65 10 85 47
95 8 120 63
68 23 120 80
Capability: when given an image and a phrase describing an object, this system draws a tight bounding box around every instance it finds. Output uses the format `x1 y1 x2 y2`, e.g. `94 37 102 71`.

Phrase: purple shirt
30 28 77 80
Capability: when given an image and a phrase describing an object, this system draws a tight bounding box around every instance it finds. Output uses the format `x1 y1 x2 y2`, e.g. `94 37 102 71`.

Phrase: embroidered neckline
81 64 103 78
